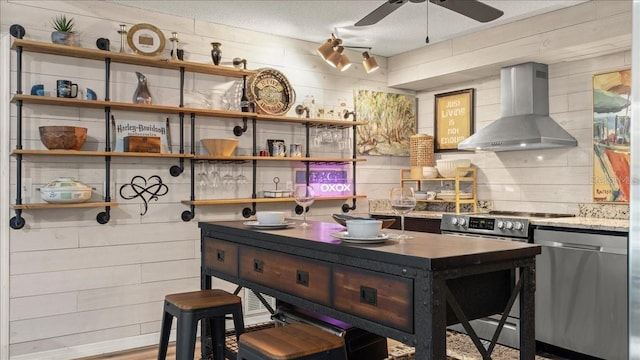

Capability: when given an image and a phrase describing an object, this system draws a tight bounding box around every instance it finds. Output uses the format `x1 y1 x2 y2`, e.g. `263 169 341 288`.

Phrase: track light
362 51 379 73
317 36 342 61
318 34 377 74
326 46 345 68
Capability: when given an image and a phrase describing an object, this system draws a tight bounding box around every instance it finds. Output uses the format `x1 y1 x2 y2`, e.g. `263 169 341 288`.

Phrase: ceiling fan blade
355 0 409 27
429 0 504 23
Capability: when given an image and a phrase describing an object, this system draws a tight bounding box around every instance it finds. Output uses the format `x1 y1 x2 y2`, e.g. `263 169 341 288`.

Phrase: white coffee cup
346 220 382 238
256 211 285 225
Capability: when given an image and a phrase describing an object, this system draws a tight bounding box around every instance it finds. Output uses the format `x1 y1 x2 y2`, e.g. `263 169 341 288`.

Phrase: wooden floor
75 341 204 360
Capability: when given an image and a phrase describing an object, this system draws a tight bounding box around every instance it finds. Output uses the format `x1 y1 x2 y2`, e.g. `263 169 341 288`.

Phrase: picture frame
434 88 475 152
592 69 631 202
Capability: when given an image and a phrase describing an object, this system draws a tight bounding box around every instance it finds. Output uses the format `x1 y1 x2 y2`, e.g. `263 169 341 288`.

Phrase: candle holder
170 32 179 60
117 24 127 53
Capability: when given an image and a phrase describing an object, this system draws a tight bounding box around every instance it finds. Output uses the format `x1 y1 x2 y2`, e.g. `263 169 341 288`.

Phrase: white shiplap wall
0 0 405 358
0 0 634 358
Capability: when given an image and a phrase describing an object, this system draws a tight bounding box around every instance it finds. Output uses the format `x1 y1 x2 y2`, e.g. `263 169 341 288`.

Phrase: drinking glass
389 187 416 239
294 185 315 228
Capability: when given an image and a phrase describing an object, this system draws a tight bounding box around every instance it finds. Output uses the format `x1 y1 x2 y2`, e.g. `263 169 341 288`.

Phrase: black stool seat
237 323 346 360
158 289 244 360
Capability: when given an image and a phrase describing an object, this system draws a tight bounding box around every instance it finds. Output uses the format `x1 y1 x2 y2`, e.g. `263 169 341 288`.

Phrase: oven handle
441 231 527 242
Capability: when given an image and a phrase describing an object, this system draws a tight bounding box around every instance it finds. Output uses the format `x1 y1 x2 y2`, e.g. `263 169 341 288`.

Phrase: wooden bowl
39 126 87 150
332 214 396 229
201 138 239 156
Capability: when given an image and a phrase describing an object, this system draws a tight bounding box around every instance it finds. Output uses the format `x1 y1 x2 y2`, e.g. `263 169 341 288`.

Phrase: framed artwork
592 69 631 202
434 88 475 152
354 90 416 156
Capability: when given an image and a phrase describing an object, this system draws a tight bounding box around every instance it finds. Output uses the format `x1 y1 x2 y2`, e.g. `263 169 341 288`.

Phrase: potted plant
50 14 75 45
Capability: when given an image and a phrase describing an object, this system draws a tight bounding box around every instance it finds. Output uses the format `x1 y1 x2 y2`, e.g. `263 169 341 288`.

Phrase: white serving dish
40 177 92 203
346 219 382 238
256 211 285 225
414 191 428 200
422 166 438 179
435 159 472 178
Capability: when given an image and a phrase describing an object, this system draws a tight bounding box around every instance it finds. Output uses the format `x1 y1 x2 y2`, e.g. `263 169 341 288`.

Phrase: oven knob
514 222 524 231
451 218 459 226
505 221 514 230
497 221 505 229
458 218 466 226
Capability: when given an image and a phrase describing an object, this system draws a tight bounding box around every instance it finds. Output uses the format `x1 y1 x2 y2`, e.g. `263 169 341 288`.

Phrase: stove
440 211 575 242
440 210 575 349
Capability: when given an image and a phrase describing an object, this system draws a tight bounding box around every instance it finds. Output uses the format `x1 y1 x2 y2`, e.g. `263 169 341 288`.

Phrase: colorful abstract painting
354 90 416 156
593 69 631 202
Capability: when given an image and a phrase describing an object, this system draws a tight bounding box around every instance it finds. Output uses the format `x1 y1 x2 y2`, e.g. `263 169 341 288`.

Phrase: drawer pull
360 286 377 306
296 270 309 287
253 259 264 273
216 249 225 262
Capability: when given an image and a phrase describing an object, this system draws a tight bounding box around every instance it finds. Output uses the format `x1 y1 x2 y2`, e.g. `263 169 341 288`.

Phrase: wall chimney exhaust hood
457 62 578 152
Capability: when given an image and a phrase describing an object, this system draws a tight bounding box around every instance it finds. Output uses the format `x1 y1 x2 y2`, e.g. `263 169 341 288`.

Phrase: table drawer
203 238 238 277
333 265 413 332
239 247 331 305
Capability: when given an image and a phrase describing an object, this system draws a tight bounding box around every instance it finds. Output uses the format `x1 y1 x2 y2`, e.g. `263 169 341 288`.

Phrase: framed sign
434 88 475 152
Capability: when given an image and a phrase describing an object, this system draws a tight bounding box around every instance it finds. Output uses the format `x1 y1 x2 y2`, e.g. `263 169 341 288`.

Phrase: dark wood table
199 220 540 360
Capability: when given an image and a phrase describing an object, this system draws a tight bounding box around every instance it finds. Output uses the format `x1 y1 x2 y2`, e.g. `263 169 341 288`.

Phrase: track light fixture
317 34 378 74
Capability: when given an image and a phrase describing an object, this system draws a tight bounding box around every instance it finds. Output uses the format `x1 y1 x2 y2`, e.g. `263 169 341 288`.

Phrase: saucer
331 231 390 244
244 221 295 230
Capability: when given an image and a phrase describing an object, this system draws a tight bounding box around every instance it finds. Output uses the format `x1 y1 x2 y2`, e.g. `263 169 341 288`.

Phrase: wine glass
389 187 416 240
294 185 315 228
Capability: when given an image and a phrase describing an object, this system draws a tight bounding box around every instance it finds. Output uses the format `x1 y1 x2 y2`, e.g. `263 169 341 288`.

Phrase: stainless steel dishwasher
534 227 627 360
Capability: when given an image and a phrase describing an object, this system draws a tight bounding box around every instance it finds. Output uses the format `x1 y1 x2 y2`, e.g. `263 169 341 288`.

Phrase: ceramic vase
133 72 152 104
210 42 222 65
51 31 74 46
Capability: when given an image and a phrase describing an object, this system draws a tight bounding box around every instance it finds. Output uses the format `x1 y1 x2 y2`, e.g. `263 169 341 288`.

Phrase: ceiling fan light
326 46 345 68
362 51 379 73
317 38 341 61
337 54 352 71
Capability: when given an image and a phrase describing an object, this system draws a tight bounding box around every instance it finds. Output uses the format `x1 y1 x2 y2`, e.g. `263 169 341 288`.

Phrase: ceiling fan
355 0 504 26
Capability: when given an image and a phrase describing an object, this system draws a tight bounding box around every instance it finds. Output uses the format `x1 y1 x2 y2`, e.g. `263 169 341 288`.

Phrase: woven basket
410 134 434 167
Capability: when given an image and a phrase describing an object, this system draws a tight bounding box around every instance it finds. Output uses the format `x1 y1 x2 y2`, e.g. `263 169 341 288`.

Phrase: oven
440 211 574 349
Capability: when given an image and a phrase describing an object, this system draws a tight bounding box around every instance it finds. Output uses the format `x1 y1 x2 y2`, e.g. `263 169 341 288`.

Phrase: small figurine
133 72 152 104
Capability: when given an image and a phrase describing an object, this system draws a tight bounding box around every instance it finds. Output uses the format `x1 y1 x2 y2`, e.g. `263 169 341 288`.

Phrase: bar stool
157 289 244 360
237 322 347 360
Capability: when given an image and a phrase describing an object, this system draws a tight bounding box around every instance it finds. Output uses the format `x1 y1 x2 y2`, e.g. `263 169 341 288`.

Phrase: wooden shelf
193 155 365 163
182 195 366 206
12 201 118 210
13 149 192 158
12 39 255 78
11 95 252 119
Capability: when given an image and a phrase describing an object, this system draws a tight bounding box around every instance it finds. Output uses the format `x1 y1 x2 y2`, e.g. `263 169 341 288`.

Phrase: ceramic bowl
346 219 382 238
201 138 239 156
436 159 472 178
256 211 285 225
39 126 87 150
40 177 92 203
422 166 438 179
332 214 396 229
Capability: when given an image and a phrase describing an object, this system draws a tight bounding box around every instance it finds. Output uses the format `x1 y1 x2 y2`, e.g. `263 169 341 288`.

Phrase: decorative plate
247 68 296 115
331 231 391 244
127 23 166 56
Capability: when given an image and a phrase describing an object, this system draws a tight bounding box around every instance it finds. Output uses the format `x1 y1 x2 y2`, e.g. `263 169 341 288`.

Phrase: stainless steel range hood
457 62 578 151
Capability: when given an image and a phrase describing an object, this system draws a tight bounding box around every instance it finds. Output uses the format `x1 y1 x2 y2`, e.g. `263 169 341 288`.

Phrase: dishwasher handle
534 228 627 255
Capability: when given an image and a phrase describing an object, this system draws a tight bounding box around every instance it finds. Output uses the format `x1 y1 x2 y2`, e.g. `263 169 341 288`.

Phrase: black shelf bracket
182 112 197 222
171 68 186 176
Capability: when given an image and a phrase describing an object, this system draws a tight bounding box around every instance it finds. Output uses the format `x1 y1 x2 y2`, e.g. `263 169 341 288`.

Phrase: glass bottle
240 75 250 113
210 42 222 65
